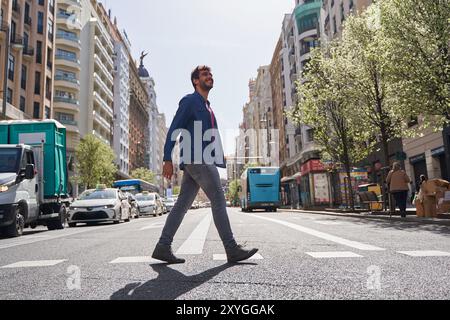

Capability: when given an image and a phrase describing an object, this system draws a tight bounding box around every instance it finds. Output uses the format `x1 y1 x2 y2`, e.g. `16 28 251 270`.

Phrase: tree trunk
342 139 355 211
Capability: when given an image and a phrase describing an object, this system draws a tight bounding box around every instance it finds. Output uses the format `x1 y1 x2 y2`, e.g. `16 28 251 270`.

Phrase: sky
101 0 295 176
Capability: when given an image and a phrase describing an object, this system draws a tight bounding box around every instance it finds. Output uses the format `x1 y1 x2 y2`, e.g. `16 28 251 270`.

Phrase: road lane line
213 253 264 261
241 213 385 251
110 257 159 264
397 251 450 257
140 222 165 231
1 260 67 268
176 214 212 255
306 252 363 259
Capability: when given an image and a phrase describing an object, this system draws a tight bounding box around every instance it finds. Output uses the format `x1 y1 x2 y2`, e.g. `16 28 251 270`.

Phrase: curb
282 209 450 227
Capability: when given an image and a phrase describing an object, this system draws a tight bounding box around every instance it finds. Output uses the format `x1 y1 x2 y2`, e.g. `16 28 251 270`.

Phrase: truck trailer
0 120 71 237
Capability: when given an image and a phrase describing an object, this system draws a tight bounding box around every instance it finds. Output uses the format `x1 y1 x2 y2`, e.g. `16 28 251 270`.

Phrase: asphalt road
0 207 449 300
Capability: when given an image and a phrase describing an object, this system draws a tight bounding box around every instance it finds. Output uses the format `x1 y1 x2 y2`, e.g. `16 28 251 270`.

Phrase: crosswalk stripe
397 251 450 257
241 213 385 251
176 214 212 255
213 253 264 261
110 257 159 264
1 260 67 268
306 252 363 258
140 222 165 231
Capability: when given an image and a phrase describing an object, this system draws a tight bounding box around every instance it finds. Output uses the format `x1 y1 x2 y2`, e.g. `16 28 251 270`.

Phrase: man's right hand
163 161 174 180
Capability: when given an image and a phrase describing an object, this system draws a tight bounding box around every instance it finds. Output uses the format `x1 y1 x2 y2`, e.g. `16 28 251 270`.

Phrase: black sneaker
226 244 259 263
151 243 185 264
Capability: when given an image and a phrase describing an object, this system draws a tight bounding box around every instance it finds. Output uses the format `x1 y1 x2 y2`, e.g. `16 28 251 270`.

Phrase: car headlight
104 205 115 209
69 206 78 210
0 185 9 193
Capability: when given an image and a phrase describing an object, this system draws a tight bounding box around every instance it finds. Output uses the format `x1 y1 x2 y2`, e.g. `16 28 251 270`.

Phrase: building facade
129 59 149 172
1 0 55 121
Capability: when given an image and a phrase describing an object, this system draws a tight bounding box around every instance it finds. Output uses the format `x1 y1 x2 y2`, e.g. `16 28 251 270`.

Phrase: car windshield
164 198 175 204
0 148 21 173
78 190 117 200
136 194 155 201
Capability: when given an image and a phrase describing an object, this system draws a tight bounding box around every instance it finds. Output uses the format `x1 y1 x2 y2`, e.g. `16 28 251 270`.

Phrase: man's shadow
110 262 256 300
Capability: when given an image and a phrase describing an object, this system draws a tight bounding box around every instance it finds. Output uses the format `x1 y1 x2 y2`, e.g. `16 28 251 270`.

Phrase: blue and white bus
113 179 159 195
240 167 281 212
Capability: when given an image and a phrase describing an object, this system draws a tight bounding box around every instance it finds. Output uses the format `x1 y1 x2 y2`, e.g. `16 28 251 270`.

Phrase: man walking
152 65 258 264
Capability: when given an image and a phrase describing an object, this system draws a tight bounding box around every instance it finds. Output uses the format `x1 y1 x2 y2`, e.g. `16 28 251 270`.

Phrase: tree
290 43 373 210
380 0 450 128
339 5 404 167
75 134 117 189
227 180 241 207
130 167 155 184
172 186 181 196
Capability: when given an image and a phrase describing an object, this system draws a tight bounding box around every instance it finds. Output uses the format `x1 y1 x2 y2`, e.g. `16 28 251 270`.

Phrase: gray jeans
159 164 237 250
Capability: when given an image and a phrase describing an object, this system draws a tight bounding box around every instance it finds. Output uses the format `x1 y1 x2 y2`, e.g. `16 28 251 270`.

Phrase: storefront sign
301 159 325 175
313 173 330 204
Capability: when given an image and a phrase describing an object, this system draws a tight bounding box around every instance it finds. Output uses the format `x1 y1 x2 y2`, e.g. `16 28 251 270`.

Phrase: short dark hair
191 65 211 89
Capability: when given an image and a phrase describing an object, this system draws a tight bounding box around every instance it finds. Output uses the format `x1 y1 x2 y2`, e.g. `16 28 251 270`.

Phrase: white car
68 187 131 227
135 192 164 217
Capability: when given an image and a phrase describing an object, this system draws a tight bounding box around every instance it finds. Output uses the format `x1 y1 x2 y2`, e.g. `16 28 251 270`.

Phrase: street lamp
1 22 23 120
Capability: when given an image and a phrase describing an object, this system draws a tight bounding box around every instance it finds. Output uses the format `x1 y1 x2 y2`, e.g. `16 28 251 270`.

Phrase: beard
200 80 214 91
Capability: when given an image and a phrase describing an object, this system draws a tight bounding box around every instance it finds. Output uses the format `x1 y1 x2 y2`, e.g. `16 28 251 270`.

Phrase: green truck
0 120 71 237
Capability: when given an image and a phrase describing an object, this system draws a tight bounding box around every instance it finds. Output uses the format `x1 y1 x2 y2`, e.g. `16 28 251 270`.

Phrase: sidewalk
283 207 450 226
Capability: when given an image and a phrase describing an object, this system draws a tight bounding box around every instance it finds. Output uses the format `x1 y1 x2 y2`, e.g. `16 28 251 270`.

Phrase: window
46 77 52 100
45 106 51 119
21 65 27 90
23 32 29 49
341 2 345 22
24 3 31 25
39 0 44 5
349 0 354 11
333 15 337 35
35 72 41 95
6 88 13 104
33 102 40 119
306 128 314 142
8 54 14 81
37 12 44 34
47 20 53 41
298 13 318 34
57 112 74 122
56 48 77 61
47 47 52 70
36 41 42 63
20 96 26 112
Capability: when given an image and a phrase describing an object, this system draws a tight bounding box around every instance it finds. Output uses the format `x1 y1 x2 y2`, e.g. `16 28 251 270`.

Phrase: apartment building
0 0 55 120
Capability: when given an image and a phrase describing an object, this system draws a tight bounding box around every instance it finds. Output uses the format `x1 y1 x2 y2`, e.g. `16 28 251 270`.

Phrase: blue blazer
163 91 226 169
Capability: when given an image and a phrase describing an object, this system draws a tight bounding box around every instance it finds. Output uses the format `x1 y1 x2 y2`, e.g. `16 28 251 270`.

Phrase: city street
0 208 449 300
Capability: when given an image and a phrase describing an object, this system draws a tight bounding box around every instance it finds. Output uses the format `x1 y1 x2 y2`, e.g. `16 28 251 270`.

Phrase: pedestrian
386 162 411 218
151 65 258 264
414 175 427 217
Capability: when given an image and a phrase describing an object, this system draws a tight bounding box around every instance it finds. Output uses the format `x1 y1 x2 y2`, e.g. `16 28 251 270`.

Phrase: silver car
135 192 164 217
68 187 131 227
163 198 176 213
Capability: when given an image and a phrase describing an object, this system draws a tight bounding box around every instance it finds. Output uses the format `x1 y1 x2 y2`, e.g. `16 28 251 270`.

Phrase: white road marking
110 257 159 264
176 214 212 255
0 220 142 251
1 259 67 268
140 222 165 231
314 221 350 226
397 251 450 257
213 253 264 261
241 213 385 251
306 252 363 259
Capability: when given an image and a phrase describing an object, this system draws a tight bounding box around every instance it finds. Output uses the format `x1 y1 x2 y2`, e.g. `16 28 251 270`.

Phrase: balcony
12 2 21 15
23 46 35 59
58 119 79 133
93 92 114 118
93 111 112 132
56 13 82 30
94 20 114 53
58 0 82 7
10 34 23 50
56 32 81 49
24 16 32 27
92 130 111 146
94 54 114 86
54 75 80 90
55 53 81 70
94 36 114 69
94 72 113 100
54 96 80 112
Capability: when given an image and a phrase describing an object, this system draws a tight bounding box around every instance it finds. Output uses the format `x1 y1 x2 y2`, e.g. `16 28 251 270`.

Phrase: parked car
125 193 140 218
68 186 131 227
163 198 176 213
135 192 164 217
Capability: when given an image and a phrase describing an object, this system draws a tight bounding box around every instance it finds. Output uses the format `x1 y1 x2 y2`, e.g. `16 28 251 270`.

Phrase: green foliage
130 167 155 184
172 186 181 195
227 180 241 206
75 134 117 189
380 0 450 129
